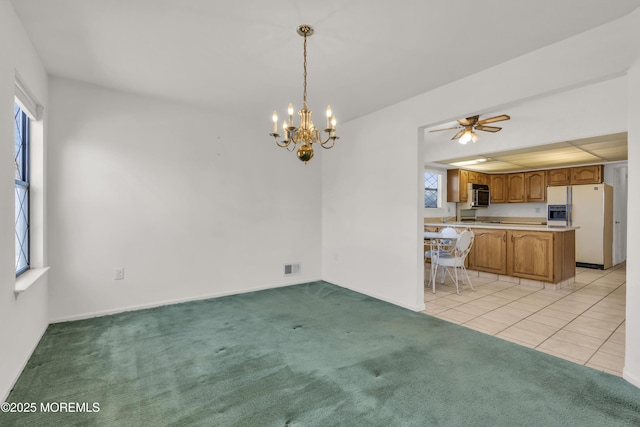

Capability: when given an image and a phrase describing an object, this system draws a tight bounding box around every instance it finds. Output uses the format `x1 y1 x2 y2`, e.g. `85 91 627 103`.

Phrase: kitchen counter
424 221 579 232
423 221 576 286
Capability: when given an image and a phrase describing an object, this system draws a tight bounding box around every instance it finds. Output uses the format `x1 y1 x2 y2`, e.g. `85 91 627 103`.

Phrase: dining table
424 231 459 293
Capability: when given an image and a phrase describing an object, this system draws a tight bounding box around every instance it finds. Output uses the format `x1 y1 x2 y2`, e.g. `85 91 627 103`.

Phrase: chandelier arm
318 130 339 148
320 137 338 149
275 139 290 149
271 133 293 149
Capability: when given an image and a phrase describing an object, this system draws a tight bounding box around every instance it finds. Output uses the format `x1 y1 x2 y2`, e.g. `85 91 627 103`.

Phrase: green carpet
2 281 640 426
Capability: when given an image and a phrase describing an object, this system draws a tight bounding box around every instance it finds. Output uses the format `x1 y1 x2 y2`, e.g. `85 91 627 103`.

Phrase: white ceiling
9 0 640 125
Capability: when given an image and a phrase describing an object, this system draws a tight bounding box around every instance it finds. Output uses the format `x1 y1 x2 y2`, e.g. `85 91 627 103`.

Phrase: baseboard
623 367 640 389
49 279 322 324
576 262 604 270
2 323 48 402
327 279 426 312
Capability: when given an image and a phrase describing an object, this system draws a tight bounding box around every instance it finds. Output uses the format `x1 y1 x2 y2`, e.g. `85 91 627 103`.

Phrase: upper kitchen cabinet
467 170 487 185
447 169 488 202
507 173 526 203
447 169 468 203
525 170 546 202
548 165 603 185
489 174 508 203
570 165 603 184
548 168 571 186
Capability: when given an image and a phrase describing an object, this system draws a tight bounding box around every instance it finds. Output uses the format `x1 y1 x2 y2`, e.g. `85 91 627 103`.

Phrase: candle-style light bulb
331 115 337 130
288 103 294 127
272 111 278 134
326 105 332 130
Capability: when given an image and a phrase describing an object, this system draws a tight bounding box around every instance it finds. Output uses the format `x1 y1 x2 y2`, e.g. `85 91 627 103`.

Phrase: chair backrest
440 227 458 238
439 227 458 249
452 230 474 258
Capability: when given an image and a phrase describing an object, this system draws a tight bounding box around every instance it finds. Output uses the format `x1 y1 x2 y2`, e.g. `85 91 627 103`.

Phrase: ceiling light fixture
269 25 339 163
458 129 479 145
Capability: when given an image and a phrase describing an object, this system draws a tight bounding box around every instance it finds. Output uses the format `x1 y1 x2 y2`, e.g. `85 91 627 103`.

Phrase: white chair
433 230 475 294
424 227 457 291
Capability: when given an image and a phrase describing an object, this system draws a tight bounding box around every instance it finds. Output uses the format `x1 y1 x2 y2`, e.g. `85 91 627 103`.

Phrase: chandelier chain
303 33 307 108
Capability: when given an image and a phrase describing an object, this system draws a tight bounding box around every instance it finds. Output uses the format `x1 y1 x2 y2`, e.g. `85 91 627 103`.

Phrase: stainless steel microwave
468 183 490 208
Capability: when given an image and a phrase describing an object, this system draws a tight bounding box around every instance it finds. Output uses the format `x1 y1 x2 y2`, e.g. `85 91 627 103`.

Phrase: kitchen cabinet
548 168 571 186
467 170 486 185
468 228 507 274
505 230 574 283
447 169 489 203
423 223 576 284
548 165 603 185
489 174 508 203
525 170 546 202
447 169 469 202
507 173 526 203
570 165 603 184
507 231 554 282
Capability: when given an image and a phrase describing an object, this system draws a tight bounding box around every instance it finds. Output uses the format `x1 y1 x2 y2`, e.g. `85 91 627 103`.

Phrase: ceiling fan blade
451 129 467 140
475 125 502 132
458 115 479 126
476 114 510 125
429 126 462 132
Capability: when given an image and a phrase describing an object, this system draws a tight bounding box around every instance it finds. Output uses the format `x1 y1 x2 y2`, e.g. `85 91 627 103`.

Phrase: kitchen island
424 221 578 288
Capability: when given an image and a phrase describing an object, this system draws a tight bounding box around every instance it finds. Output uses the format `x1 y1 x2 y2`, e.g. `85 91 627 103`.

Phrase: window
14 102 30 276
424 171 442 208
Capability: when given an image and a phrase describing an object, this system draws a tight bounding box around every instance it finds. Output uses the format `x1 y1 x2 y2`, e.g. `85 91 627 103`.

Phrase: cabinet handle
511 235 514 243
503 234 506 242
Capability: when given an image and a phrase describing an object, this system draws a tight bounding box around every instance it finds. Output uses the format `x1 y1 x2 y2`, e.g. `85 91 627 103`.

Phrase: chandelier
269 25 339 163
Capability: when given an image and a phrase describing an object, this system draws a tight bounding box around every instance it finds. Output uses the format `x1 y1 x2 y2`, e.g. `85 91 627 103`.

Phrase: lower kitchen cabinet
507 231 555 282
466 228 575 284
469 228 507 274
424 223 576 284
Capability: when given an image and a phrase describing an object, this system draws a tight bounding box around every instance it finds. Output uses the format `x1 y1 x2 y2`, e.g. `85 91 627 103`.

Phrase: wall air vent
284 263 301 276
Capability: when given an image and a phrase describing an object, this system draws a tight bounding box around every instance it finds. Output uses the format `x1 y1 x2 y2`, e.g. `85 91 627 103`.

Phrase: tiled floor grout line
424 265 627 374
581 284 627 366
458 285 565 335
529 281 626 353
584 320 626 367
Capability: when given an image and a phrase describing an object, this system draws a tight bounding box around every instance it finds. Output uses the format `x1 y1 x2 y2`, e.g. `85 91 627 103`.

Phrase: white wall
322 8 640 386
624 62 640 387
0 0 49 402
322 110 424 310
423 76 628 163
47 77 322 321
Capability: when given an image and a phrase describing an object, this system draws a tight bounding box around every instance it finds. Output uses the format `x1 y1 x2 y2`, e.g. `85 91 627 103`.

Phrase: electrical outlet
114 267 125 280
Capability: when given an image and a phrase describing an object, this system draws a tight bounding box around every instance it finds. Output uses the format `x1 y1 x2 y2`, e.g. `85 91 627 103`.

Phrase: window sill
15 267 50 295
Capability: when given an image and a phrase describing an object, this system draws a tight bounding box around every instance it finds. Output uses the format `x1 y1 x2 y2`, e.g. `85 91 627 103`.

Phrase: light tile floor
423 263 626 376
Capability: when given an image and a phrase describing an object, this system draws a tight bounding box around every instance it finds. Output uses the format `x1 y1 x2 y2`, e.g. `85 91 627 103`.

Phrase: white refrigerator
547 184 613 269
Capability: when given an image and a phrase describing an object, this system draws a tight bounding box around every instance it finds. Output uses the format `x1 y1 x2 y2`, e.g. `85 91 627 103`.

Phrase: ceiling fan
430 114 510 144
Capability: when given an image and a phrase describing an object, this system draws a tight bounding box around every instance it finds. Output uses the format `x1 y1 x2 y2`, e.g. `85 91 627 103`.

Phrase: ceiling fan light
459 131 473 144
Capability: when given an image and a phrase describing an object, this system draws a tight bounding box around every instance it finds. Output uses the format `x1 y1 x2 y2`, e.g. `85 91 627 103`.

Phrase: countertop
424 221 579 232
